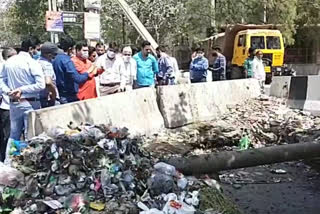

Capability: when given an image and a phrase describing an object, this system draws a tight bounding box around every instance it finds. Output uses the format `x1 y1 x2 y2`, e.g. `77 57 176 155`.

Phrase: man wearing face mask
133 41 159 88
32 43 41 60
114 46 136 91
189 47 209 83
95 43 121 96
54 36 93 104
0 36 45 165
72 42 104 100
38 42 60 108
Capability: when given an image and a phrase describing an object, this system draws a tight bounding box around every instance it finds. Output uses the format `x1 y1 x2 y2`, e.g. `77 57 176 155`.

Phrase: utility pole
211 0 216 30
52 0 59 43
48 0 54 43
263 0 267 23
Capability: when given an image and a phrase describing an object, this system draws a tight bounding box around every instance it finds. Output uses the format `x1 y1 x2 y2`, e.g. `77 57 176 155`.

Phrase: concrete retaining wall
270 76 291 98
270 76 320 116
289 64 320 76
27 79 262 138
27 88 164 139
157 79 261 128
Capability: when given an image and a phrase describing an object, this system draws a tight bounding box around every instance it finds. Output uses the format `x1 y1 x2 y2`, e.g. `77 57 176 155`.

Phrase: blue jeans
9 100 41 140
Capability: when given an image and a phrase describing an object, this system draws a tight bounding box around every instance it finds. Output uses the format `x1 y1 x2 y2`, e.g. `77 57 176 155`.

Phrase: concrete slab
270 76 291 98
27 88 164 139
304 76 320 116
287 76 308 110
157 79 261 128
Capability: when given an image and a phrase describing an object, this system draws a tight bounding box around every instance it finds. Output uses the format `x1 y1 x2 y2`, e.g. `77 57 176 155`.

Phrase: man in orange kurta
72 42 103 100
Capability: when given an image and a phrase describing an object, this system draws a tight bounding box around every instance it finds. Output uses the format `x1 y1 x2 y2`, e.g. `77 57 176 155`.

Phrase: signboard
84 13 100 40
84 0 101 9
46 11 64 32
63 13 77 23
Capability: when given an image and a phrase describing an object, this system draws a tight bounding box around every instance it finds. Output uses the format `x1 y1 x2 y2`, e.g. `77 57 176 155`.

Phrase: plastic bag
9 140 27 156
0 162 24 187
239 135 251 150
148 173 175 196
162 193 196 214
154 162 177 177
138 202 164 214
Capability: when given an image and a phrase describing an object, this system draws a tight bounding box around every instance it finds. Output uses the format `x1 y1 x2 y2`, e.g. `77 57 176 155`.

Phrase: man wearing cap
0 36 45 164
113 46 136 91
0 47 17 162
38 42 60 108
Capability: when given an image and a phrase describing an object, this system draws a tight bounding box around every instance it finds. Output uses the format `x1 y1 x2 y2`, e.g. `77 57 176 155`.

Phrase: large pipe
166 142 320 175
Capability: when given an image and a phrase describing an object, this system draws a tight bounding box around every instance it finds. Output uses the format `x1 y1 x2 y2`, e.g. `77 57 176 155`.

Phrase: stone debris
143 97 320 156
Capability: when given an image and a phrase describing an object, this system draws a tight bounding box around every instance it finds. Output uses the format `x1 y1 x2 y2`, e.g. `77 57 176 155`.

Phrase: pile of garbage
0 125 228 214
143 97 320 156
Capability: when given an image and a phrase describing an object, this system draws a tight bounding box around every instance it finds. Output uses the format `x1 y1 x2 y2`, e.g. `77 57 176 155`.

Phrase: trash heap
143 97 320 156
0 124 230 214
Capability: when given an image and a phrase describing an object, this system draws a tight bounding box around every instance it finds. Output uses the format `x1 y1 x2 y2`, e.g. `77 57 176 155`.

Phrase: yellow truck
201 24 285 83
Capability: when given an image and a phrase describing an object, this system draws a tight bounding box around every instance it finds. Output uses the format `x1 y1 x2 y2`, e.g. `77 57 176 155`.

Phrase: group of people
189 47 266 86
0 36 179 164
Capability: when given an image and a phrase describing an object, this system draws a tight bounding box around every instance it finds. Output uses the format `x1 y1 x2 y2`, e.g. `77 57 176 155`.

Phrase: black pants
0 109 10 162
191 77 207 83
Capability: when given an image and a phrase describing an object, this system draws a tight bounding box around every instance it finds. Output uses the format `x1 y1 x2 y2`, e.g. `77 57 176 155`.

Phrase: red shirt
72 56 97 100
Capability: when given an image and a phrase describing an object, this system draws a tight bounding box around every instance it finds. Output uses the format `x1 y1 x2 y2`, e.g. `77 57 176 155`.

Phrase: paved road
221 162 320 214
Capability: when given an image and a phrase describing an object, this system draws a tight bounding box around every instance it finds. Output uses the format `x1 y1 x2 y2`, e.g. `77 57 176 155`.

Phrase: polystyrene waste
154 162 177 177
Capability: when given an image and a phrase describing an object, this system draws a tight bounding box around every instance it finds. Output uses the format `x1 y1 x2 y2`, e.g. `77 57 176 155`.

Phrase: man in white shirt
95 44 122 96
0 48 17 162
113 46 136 91
0 37 45 165
252 50 266 93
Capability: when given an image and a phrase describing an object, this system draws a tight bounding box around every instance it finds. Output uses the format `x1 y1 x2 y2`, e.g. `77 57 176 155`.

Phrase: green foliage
0 0 319 47
8 0 49 41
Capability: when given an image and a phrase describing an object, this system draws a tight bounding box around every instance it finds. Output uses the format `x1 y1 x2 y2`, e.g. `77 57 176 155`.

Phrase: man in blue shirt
190 48 209 83
0 36 45 164
133 41 159 88
53 36 92 104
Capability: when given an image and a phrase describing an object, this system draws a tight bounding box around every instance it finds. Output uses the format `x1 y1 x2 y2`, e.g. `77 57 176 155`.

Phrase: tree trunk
165 142 320 175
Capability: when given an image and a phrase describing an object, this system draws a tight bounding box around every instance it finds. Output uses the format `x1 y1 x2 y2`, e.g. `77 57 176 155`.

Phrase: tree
7 0 49 41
